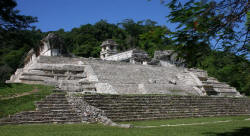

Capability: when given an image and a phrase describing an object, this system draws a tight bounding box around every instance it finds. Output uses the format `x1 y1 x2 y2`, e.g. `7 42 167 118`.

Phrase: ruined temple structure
2 33 249 126
100 40 149 64
39 33 68 57
7 34 241 97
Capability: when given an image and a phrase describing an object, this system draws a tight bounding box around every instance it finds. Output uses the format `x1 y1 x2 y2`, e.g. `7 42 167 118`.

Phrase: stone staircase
58 80 96 95
82 95 250 122
7 56 97 94
0 91 82 125
188 69 240 97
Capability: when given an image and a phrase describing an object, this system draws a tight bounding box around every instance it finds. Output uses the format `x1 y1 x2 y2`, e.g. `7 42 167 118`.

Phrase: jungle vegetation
0 0 249 95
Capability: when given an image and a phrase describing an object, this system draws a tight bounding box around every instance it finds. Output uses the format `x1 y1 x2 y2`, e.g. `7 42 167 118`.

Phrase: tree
0 0 37 30
157 0 250 94
0 0 39 85
139 26 172 57
164 0 249 57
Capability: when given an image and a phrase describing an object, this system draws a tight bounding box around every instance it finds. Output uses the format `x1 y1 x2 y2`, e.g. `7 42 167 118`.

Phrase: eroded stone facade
7 34 241 97
1 33 245 126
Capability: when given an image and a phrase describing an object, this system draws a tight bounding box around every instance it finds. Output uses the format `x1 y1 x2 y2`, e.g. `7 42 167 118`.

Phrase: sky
16 0 175 32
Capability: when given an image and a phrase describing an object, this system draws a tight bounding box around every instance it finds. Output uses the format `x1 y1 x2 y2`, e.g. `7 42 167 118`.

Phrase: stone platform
0 91 82 125
81 94 250 122
7 55 241 97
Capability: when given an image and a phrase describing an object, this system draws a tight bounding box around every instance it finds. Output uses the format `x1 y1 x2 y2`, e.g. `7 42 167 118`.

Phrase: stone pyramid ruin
6 33 241 97
1 33 248 126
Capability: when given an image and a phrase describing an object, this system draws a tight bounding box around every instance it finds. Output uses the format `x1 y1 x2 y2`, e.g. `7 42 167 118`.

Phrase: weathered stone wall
85 58 204 95
154 50 185 67
0 92 82 125
83 94 250 122
104 50 133 61
67 95 131 128
7 55 240 96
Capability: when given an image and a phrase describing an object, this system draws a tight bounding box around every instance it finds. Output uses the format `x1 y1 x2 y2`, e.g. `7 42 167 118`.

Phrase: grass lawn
0 83 51 98
0 84 53 118
123 116 250 126
0 116 250 136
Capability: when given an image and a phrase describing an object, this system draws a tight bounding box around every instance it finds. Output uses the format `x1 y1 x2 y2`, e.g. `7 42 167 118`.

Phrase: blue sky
16 0 175 32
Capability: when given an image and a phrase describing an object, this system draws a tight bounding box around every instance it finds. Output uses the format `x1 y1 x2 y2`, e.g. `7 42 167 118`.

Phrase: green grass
0 116 250 136
0 83 50 98
0 84 53 118
122 116 250 126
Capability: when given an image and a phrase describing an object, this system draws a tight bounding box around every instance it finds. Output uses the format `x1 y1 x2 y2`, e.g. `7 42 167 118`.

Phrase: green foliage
199 52 250 95
0 0 249 96
0 0 37 30
164 0 250 95
166 0 249 64
139 27 173 57
0 0 41 85
0 65 13 85
52 19 171 58
0 29 43 85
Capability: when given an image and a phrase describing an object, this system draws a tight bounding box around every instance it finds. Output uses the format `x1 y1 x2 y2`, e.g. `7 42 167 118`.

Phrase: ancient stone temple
39 33 68 56
7 33 241 97
100 40 149 64
2 33 249 126
100 39 118 59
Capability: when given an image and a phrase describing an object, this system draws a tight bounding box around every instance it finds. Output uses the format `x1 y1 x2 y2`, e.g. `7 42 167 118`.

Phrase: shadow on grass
204 127 250 136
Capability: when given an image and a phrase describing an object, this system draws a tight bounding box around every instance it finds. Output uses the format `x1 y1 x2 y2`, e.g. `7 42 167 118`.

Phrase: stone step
8 113 81 118
86 102 246 105
19 75 45 81
0 91 82 125
107 112 248 118
99 108 246 114
89 103 246 107
35 104 71 107
33 64 85 72
102 108 247 114
12 111 79 116
49 92 67 95
37 106 73 109
106 112 248 118
89 104 239 108
4 116 81 121
0 119 81 125
45 96 67 99
37 107 74 111
60 86 96 91
83 97 247 101
84 101 243 105
111 114 250 122
80 95 250 121
37 56 85 65
198 77 208 81
45 94 66 97
86 103 243 107
36 101 69 104
90 105 247 110
83 98 240 102
214 88 237 93
22 72 87 78
82 95 236 99
53 89 68 93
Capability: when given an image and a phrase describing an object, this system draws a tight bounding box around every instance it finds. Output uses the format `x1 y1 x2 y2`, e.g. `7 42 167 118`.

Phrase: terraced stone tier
0 92 82 125
82 95 250 122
